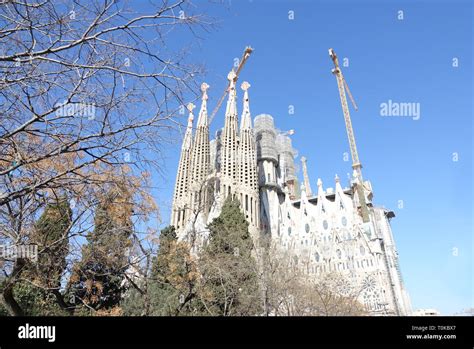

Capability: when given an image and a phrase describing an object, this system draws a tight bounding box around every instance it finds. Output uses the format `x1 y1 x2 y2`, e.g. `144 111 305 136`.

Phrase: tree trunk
2 259 26 316
52 289 74 316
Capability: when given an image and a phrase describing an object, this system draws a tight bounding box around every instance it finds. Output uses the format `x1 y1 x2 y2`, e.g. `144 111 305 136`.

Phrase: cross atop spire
183 103 195 149
197 83 209 127
228 69 237 86
201 82 209 100
187 102 196 114
240 81 252 130
186 102 196 123
225 69 238 120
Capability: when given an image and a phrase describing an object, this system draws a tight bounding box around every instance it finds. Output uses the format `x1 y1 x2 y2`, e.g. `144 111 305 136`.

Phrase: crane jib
208 46 254 125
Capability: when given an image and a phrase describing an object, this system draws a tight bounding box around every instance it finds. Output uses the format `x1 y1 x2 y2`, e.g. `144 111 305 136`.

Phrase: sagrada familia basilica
170 66 412 316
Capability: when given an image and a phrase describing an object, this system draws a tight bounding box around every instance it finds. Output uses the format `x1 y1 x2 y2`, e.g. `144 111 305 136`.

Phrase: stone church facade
170 71 412 315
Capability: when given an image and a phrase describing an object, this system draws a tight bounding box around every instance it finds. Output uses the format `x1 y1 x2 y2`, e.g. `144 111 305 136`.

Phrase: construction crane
208 46 253 125
329 48 370 223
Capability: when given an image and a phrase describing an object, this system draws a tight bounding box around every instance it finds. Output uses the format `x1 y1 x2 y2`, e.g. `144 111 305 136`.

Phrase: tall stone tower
276 133 298 199
220 70 239 199
254 114 279 237
237 81 259 229
189 83 211 219
171 103 194 230
172 73 261 238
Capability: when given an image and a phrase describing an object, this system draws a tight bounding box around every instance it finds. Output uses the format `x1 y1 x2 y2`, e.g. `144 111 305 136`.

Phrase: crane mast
329 48 370 223
208 46 253 125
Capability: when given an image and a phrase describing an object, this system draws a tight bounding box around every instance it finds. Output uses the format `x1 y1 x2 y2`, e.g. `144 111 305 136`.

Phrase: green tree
151 225 177 279
199 197 262 316
0 198 72 316
31 198 72 290
123 225 202 316
9 282 68 316
0 277 8 316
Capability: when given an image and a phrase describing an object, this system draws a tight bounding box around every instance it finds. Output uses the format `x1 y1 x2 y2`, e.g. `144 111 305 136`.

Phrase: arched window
360 245 366 256
305 223 310 233
314 252 320 262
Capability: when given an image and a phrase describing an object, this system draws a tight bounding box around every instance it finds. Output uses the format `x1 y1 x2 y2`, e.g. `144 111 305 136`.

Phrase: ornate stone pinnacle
227 69 237 82
187 102 196 114
301 156 307 163
335 174 340 182
241 81 251 91
201 82 209 100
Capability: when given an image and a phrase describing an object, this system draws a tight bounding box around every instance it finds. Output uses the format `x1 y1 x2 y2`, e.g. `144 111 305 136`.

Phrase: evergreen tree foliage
8 281 67 316
30 198 72 289
122 225 201 316
199 196 262 316
0 277 8 316
0 198 72 316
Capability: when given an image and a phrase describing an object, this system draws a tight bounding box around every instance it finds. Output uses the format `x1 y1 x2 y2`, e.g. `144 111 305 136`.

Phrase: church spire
171 103 195 229
240 81 252 130
220 70 240 196
183 102 195 150
238 81 259 227
189 83 211 214
301 156 312 197
225 70 238 118
197 82 209 127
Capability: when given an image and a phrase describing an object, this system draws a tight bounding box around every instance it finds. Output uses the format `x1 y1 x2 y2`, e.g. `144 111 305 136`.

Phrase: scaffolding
276 133 297 182
254 114 278 162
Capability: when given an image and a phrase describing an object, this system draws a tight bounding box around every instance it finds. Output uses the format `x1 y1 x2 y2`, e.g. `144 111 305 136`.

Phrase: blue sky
143 0 472 315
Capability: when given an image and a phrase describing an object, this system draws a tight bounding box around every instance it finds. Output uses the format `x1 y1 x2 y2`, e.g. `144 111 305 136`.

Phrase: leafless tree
0 0 212 315
183 175 217 251
256 239 367 316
